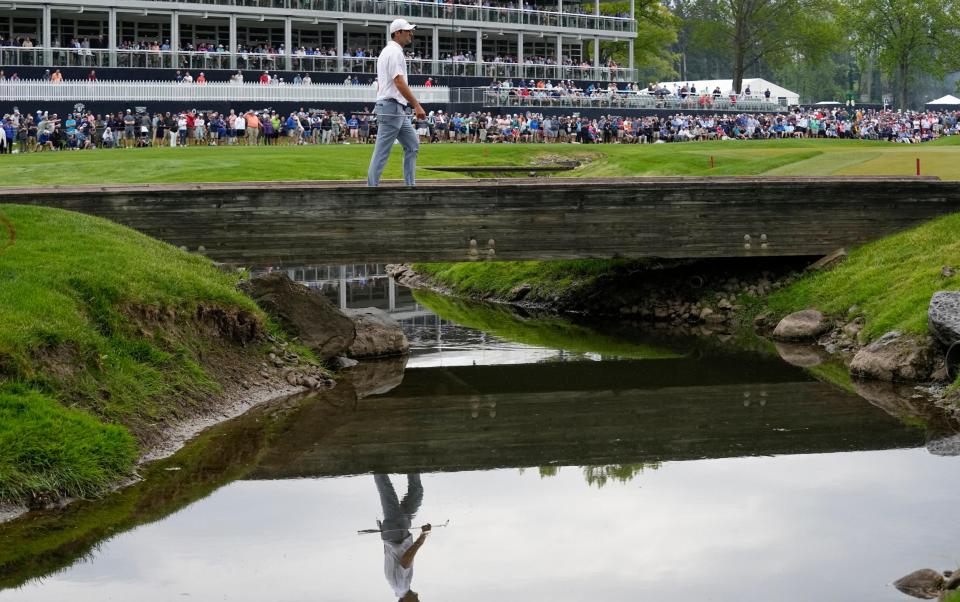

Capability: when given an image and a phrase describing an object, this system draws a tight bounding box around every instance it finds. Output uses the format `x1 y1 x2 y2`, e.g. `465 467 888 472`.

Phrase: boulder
239 273 355 360
774 342 827 368
849 331 937 382
928 291 960 346
345 307 410 358
772 309 831 340
344 356 409 398
892 569 943 599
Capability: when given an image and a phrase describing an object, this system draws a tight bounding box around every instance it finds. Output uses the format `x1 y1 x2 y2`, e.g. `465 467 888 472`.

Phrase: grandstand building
0 0 637 84
0 0 791 116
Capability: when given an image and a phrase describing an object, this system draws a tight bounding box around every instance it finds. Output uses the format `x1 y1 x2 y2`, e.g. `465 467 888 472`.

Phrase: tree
598 1 681 81
847 0 960 109
671 0 843 95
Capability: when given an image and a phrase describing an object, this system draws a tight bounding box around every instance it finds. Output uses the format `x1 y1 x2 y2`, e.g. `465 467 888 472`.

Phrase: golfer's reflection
374 474 431 601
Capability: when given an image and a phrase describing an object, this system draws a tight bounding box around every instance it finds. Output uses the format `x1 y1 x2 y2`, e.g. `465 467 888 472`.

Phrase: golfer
374 474 430 601
367 18 426 187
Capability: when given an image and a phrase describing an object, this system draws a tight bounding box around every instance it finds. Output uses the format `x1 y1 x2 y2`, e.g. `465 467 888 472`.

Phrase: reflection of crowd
4 105 955 154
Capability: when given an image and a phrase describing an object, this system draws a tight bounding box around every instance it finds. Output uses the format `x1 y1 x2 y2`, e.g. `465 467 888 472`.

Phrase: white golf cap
389 18 416 34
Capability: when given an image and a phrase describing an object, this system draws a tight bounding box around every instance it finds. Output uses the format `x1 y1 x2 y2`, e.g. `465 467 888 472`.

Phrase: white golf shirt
376 40 408 106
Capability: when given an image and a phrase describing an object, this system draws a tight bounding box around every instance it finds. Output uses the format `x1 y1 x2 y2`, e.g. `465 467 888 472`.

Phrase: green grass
413 259 634 301
3 137 960 186
767 212 960 340
0 386 136 504
413 289 682 359
0 204 266 503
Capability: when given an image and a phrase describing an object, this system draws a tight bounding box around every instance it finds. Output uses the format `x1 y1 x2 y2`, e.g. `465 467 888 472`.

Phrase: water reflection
1 267 958 602
373 474 428 601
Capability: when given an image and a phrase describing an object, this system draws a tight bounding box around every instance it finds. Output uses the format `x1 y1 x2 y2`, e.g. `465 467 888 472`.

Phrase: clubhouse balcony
0 0 638 84
0 48 636 81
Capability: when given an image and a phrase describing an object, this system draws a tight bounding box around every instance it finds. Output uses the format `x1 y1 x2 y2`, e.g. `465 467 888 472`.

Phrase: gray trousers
374 474 423 544
367 100 419 187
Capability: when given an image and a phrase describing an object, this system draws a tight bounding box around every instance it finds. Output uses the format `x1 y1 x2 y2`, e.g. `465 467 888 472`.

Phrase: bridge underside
247 359 923 479
5 176 959 266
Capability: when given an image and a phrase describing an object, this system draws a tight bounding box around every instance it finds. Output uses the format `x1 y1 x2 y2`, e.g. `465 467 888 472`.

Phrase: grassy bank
0 204 267 505
767 212 960 340
418 208 960 347
412 259 636 303
2 137 960 187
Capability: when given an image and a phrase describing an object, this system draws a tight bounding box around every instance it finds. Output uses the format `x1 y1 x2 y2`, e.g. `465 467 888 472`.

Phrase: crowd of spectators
1 105 957 154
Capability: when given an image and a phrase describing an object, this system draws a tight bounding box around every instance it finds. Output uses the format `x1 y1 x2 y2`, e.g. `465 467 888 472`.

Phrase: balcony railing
0 48 637 82
5 0 633 33
452 87 789 112
0 79 448 103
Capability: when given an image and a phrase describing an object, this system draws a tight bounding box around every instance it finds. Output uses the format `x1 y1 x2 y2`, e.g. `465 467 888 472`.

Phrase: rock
941 266 956 278
699 307 714 320
772 309 831 341
718 298 733 310
334 356 359 370
774 342 826 368
753 311 773 328
285 370 299 386
344 308 410 359
344 356 409 398
944 571 960 590
893 569 943 599
239 273 355 360
842 319 864 339
928 291 960 346
849 331 937 382
805 248 848 272
926 434 960 457
508 284 532 302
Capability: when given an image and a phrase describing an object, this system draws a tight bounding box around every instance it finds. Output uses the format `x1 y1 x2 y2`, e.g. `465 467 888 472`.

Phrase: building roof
926 94 960 106
655 78 800 103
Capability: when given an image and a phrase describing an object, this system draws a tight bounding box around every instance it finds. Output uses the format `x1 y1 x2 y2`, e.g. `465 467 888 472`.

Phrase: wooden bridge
6 176 960 266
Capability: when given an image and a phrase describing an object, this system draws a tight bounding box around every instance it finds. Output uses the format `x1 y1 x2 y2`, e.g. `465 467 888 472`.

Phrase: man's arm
394 75 427 120
399 524 431 568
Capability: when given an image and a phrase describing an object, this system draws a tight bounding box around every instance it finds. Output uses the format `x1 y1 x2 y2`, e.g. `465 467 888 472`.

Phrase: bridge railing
0 79 449 104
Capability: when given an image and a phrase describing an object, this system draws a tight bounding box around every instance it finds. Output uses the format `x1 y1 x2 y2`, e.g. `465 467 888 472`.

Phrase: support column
170 11 179 68
284 17 292 71
388 277 396 312
42 4 52 66
338 265 347 310
228 14 237 69
593 36 599 78
108 8 117 68
556 34 562 80
628 39 634 74
432 26 439 74
517 31 523 79
335 20 343 72
475 29 482 77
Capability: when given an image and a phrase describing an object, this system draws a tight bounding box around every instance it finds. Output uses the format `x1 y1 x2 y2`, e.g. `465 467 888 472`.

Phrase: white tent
654 78 800 106
926 94 960 106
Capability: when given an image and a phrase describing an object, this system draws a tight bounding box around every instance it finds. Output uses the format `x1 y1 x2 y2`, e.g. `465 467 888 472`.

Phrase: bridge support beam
8 177 959 267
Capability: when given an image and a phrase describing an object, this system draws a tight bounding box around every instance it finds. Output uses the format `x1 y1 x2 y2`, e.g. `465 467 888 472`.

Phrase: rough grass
767 212 960 340
0 386 137 504
1 137 959 186
412 259 633 301
0 204 265 503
